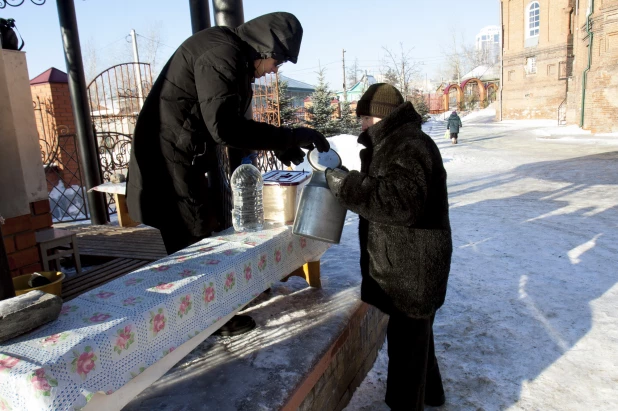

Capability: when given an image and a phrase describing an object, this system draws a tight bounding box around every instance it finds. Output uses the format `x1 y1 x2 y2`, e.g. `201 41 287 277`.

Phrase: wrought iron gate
34 97 89 222
87 63 153 215
253 73 284 172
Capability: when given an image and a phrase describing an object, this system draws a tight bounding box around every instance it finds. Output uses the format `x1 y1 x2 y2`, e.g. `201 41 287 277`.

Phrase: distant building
499 0 618 132
336 74 377 102
278 75 315 107
475 26 501 64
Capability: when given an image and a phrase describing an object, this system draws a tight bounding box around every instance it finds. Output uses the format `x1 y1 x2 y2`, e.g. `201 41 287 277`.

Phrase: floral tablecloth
0 225 328 411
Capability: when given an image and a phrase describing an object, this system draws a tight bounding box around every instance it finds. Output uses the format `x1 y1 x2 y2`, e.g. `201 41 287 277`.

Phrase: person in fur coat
325 83 452 410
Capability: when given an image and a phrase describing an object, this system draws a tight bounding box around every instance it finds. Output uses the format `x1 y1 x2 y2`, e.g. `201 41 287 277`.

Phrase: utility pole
342 49 347 102
130 29 145 110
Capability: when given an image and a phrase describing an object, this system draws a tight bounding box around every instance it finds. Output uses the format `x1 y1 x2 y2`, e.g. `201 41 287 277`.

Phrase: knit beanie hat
356 83 404 118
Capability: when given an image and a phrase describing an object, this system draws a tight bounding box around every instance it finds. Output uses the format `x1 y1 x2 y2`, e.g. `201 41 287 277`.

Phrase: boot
213 315 256 337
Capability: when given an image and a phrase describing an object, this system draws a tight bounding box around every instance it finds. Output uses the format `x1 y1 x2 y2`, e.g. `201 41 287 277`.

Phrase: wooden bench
61 258 149 301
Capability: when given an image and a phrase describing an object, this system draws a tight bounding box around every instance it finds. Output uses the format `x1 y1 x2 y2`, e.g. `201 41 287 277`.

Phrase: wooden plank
63 264 145 300
77 243 166 252
62 258 149 301
77 250 165 261
113 194 139 228
72 225 167 261
63 259 144 291
63 259 133 290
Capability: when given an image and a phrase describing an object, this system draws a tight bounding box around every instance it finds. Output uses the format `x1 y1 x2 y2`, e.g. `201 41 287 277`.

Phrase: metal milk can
293 148 347 244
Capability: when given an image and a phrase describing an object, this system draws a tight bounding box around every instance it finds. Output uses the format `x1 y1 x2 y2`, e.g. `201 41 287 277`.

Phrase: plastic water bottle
231 155 264 232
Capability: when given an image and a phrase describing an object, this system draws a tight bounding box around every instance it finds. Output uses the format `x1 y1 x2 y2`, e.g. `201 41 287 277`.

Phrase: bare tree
346 58 361 89
439 28 466 83
380 43 421 97
461 42 498 69
83 37 101 84
440 27 498 84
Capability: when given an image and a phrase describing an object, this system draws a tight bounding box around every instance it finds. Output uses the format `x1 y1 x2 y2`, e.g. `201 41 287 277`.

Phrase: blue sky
4 0 498 89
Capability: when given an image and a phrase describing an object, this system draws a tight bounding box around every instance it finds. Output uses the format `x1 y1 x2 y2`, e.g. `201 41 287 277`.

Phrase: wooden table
89 182 138 227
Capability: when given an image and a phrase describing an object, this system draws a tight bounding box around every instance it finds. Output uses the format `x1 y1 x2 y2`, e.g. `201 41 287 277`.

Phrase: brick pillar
1 50 53 277
31 72 83 189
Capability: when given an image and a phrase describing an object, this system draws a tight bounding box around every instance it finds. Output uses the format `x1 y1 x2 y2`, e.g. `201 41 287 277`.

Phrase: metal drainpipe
580 0 594 127
498 0 504 121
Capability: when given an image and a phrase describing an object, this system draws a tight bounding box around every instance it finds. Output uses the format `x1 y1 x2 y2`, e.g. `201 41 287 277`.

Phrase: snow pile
293 134 363 172
49 180 89 222
461 107 497 123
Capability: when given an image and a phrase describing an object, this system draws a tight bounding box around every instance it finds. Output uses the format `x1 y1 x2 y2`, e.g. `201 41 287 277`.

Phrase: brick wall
2 199 53 277
567 1 618 132
500 0 574 120
285 303 388 411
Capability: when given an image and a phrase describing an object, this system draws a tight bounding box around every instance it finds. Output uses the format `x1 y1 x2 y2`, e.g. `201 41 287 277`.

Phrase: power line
136 33 176 50
284 60 340 73
99 36 127 50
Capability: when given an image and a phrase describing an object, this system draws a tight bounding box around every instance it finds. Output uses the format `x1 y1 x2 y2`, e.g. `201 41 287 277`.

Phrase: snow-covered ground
318 109 618 410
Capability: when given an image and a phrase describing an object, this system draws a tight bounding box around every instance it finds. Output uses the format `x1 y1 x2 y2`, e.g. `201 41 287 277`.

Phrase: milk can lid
307 148 341 171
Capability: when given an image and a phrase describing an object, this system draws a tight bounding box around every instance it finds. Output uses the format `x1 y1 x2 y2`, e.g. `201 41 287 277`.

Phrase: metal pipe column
56 0 107 225
189 0 212 33
0 224 16 301
211 0 252 230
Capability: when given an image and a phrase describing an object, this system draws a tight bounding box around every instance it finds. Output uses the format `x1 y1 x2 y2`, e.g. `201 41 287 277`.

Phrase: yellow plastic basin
12 271 65 297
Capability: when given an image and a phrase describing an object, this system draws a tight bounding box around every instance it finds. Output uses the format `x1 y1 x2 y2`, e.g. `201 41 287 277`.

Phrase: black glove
291 127 330 152
275 147 305 167
325 168 348 198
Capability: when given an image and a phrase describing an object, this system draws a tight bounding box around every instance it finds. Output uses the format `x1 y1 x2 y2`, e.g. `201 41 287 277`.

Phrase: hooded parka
126 12 303 237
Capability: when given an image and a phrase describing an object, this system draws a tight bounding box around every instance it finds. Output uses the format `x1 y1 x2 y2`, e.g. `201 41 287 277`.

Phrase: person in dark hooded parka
127 12 329 255
325 84 452 410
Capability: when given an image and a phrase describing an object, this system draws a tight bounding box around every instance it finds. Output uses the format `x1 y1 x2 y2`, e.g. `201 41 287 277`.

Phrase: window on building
525 57 537 74
547 64 556 76
558 61 567 79
508 70 515 81
527 2 540 38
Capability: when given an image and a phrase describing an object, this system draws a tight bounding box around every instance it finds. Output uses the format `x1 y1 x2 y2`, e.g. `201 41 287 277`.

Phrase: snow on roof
461 64 500 81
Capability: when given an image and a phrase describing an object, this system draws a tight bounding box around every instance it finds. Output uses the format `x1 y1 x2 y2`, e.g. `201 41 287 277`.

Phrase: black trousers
385 314 443 410
159 227 205 255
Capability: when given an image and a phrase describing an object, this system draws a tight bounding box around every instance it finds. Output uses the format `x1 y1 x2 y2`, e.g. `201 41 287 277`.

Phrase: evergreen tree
306 68 339 136
410 91 430 123
276 75 298 127
338 100 361 135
